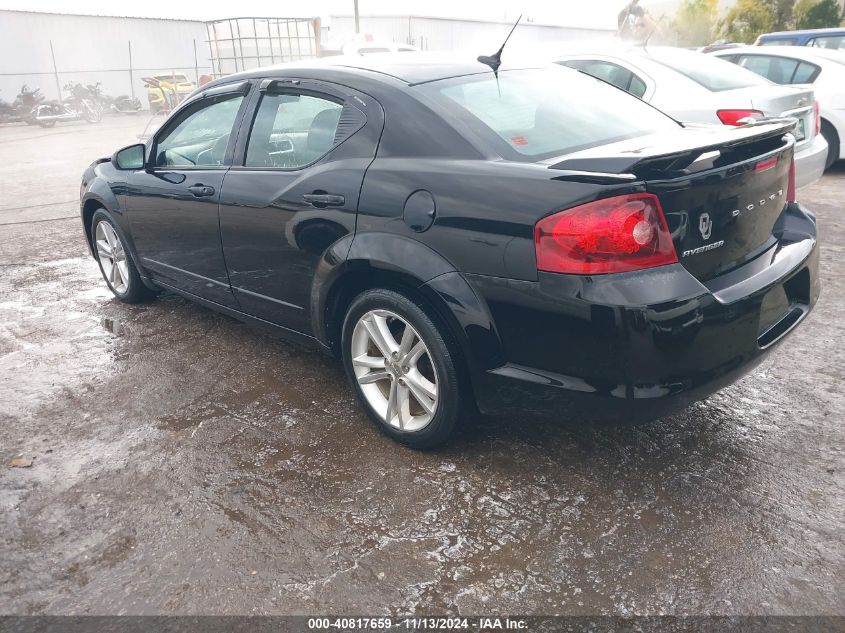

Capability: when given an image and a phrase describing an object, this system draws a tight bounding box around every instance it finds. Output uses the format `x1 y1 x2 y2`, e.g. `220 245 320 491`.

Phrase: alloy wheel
351 309 439 432
95 221 130 294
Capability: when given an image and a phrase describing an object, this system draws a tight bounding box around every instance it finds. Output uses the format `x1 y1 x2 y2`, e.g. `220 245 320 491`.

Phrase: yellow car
146 73 196 113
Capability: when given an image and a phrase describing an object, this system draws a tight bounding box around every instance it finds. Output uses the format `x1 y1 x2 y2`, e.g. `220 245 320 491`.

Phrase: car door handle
303 192 345 208
188 184 215 197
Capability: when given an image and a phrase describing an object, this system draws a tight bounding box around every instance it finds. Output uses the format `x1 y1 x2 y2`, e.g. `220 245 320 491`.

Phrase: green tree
672 0 719 46
793 0 843 28
720 0 777 42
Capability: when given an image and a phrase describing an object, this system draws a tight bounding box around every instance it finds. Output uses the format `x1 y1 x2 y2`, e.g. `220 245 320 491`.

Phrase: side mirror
112 143 145 170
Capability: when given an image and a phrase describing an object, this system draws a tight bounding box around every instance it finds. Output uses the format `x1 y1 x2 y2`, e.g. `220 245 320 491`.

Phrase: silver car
710 45 845 170
555 46 827 188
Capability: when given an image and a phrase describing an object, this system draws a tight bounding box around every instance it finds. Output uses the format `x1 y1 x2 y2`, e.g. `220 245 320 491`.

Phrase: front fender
80 165 153 289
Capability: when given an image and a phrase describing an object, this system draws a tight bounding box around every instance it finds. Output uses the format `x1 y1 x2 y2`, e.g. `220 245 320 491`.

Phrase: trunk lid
725 84 816 145
547 120 796 281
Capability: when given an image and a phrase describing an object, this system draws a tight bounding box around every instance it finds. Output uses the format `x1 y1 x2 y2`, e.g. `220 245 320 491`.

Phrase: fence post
128 40 135 99
49 40 61 100
193 39 199 84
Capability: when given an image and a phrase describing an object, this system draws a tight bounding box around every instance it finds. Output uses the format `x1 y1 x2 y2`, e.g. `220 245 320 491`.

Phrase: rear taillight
535 193 678 275
814 100 821 135
787 158 796 203
717 109 764 126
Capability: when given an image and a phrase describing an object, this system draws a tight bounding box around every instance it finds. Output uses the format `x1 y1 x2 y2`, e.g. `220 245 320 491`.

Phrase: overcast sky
0 0 664 29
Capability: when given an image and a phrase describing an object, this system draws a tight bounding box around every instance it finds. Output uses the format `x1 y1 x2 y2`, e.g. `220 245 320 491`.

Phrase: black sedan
80 56 820 448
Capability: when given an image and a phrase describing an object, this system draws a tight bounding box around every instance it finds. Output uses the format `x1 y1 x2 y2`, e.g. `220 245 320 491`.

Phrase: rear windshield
419 66 680 160
647 49 770 91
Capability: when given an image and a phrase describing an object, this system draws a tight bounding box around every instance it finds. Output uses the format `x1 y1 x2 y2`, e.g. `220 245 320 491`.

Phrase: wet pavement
0 116 843 616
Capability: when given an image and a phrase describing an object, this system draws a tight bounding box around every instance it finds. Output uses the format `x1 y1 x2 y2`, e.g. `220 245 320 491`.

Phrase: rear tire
821 120 840 171
341 289 469 449
91 210 156 303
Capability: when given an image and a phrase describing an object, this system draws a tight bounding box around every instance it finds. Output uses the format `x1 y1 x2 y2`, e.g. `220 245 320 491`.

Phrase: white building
323 14 615 52
0 9 614 107
0 10 211 103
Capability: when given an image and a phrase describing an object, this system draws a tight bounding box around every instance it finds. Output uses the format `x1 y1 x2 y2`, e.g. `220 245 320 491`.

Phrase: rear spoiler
549 118 798 182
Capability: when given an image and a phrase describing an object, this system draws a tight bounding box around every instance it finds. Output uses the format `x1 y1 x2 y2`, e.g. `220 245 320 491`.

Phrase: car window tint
759 38 796 46
629 73 647 98
648 48 769 91
809 35 845 50
563 60 636 94
245 92 343 168
155 95 243 167
792 61 820 83
425 66 679 161
738 55 799 84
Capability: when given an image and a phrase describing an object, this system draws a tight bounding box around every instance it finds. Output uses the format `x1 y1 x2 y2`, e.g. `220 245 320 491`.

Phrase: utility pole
354 0 360 34
49 40 61 101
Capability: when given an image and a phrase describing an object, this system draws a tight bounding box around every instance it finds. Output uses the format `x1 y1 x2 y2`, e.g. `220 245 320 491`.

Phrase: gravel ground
0 116 843 616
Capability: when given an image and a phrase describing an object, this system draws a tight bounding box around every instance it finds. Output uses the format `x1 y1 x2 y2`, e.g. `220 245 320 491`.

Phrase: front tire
91 210 156 303
342 289 468 449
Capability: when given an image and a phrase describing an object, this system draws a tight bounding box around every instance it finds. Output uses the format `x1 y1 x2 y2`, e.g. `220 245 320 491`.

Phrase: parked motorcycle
31 82 102 127
0 85 43 125
87 82 142 115
0 92 13 125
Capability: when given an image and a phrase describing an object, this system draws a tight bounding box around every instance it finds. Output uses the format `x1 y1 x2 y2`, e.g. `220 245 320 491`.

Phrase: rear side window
648 49 769 91
245 92 344 168
792 61 821 83
738 55 798 83
562 60 648 98
421 66 679 160
737 55 820 84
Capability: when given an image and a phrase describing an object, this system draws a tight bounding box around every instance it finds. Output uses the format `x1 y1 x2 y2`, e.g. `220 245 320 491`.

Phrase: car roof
204 53 535 87
758 28 845 38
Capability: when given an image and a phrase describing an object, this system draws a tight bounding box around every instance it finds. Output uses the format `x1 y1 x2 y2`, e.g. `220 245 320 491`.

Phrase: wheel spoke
405 372 436 415
117 261 129 288
386 378 398 424
353 354 386 369
399 325 415 355
363 313 397 358
397 384 410 430
359 371 391 385
405 340 426 365
96 239 112 259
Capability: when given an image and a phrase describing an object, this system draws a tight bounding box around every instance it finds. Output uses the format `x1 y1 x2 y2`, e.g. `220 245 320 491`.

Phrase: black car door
125 82 251 307
218 78 384 333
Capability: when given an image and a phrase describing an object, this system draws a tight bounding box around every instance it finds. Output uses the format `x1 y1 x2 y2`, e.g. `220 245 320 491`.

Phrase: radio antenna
477 14 523 76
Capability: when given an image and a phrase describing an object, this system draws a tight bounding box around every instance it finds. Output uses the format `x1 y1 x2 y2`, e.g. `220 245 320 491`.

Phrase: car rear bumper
461 202 819 422
795 134 828 187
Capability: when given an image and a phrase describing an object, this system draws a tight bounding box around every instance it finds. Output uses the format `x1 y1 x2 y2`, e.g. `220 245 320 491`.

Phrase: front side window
155 95 244 167
422 66 679 161
245 92 343 169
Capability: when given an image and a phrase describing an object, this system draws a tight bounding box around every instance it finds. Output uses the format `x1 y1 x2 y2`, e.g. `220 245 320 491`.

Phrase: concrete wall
0 10 211 106
323 14 615 52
